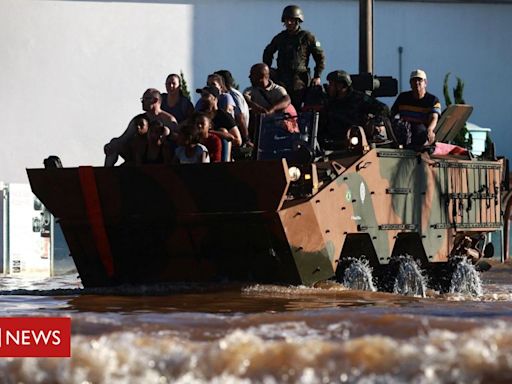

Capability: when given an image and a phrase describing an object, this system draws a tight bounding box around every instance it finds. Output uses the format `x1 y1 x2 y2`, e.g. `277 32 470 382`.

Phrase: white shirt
175 144 210 164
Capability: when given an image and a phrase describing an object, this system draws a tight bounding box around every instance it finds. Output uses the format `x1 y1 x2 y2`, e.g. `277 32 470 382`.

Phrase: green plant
443 72 472 148
180 70 190 99
231 76 240 91
482 133 495 159
442 73 452 107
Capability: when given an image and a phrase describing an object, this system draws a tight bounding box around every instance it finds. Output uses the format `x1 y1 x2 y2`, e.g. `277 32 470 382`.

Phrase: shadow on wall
189 1 358 97
48 0 358 100
52 0 273 95
190 1 281 94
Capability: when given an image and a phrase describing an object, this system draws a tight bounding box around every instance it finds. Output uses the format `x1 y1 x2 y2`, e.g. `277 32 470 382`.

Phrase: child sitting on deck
135 120 173 165
174 120 210 164
125 113 149 165
191 113 222 162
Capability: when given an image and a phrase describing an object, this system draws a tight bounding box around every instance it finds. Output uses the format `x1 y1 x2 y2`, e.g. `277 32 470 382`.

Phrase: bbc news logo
0 317 71 357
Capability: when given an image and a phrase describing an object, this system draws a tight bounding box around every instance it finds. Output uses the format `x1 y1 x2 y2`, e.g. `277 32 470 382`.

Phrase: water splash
449 257 483 297
343 259 376 291
4 322 512 384
393 255 427 297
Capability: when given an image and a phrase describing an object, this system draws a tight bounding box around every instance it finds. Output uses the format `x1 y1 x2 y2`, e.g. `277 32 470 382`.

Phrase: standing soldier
263 4 325 110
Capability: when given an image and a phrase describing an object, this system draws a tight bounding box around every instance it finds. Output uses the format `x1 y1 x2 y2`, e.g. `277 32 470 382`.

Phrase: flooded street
1 261 512 384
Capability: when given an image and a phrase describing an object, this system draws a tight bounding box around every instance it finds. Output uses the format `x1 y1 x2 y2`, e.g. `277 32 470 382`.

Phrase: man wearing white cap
390 69 441 148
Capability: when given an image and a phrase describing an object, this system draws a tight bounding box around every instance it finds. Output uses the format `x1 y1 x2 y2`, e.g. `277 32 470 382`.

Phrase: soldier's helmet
327 70 352 87
281 5 304 22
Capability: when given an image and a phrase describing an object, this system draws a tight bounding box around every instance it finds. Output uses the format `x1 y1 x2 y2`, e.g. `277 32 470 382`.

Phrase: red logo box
0 317 71 357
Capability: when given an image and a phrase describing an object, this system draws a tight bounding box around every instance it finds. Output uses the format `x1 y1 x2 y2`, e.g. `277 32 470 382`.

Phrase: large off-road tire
392 255 426 297
339 258 376 291
449 257 483 297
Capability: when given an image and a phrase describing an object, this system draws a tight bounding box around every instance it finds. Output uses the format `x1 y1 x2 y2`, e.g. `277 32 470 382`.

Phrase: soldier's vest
276 30 310 74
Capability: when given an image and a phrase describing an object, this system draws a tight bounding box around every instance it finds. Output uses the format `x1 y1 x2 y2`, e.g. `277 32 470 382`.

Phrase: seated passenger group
104 66 441 166
104 65 292 166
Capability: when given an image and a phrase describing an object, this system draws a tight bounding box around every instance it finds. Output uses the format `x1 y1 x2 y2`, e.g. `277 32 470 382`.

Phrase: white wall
1 0 194 182
1 0 511 182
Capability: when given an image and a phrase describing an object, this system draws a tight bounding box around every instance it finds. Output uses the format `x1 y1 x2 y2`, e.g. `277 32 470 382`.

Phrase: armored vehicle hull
27 147 507 289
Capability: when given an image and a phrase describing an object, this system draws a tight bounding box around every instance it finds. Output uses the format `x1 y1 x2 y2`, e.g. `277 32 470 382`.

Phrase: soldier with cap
320 70 389 147
390 69 441 148
263 4 325 110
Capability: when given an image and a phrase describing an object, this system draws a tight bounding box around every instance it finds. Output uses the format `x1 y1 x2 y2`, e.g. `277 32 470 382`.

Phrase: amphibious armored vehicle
27 1 510 291
27 107 509 291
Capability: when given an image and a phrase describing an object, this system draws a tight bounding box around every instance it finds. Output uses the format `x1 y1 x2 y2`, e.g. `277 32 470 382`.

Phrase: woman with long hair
161 73 194 124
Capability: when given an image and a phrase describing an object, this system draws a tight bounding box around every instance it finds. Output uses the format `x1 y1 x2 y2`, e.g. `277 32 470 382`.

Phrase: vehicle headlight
350 136 359 146
288 166 301 182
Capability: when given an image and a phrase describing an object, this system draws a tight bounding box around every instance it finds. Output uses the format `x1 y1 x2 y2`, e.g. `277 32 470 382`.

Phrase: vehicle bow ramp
27 160 333 287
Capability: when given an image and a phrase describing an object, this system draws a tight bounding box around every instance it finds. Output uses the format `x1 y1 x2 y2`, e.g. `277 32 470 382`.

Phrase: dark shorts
410 123 428 146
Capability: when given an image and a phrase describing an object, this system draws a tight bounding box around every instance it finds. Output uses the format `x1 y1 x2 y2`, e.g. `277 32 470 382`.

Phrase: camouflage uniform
263 28 325 110
320 88 390 143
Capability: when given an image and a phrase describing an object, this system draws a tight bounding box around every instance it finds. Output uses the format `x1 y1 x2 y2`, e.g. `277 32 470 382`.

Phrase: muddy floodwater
1 260 512 384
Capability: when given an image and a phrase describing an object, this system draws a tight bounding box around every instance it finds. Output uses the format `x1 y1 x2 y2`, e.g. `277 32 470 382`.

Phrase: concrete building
1 0 511 182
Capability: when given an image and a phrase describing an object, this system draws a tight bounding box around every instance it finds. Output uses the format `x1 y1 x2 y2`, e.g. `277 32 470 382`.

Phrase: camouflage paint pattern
27 149 505 287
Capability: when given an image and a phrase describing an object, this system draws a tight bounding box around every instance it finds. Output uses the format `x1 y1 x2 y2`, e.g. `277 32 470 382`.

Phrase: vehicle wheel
392 255 426 297
341 258 376 291
449 257 483 297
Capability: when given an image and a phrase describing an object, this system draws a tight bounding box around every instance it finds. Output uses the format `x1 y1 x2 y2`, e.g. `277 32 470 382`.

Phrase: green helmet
281 5 304 22
327 70 352 87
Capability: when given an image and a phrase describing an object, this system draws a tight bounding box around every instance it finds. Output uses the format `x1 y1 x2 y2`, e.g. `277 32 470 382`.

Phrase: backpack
282 104 300 133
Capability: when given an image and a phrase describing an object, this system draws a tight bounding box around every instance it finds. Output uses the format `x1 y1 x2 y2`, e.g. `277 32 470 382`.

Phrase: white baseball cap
410 69 427 80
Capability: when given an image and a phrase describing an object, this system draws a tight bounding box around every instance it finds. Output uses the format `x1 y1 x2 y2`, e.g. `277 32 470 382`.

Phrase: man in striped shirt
391 69 441 147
